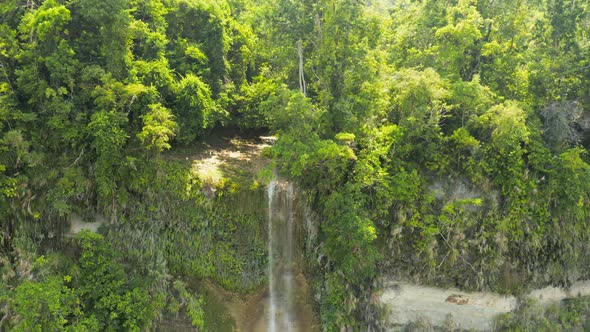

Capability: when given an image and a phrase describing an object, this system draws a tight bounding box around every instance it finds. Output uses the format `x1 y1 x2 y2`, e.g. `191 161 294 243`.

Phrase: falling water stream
267 180 277 332
169 175 316 332
267 178 313 332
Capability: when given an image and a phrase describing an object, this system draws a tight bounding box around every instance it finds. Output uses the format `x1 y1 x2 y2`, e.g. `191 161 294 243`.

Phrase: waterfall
267 180 277 332
265 177 317 332
267 178 296 332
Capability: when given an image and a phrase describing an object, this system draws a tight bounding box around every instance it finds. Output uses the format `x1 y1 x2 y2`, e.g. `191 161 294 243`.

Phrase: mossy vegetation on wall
1 139 270 330
106 158 269 292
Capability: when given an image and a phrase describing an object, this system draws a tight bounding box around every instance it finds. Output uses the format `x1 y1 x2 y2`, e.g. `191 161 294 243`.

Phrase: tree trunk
297 40 307 96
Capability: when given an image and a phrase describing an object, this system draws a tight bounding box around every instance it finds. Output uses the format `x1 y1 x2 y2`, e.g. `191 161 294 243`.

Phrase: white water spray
267 180 277 332
267 178 296 332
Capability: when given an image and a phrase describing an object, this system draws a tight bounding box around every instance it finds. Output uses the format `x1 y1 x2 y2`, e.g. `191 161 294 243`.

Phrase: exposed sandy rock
68 213 106 235
529 280 590 305
377 279 590 331
378 281 517 331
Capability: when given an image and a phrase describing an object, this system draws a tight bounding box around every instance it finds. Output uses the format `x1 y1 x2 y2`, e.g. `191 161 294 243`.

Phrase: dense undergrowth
1 0 590 330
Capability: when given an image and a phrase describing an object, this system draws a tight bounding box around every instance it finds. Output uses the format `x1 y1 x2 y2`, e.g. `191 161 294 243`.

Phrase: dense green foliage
0 0 263 329
7 232 158 331
261 0 590 329
1 0 590 330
